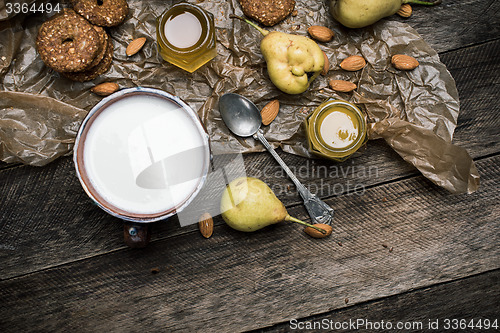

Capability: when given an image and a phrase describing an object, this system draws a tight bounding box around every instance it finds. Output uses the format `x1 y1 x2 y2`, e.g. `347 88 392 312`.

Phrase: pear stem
403 0 442 5
285 215 327 234
230 15 269 36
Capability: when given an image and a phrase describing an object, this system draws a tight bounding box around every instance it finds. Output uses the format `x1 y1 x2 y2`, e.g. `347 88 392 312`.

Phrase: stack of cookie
36 0 128 82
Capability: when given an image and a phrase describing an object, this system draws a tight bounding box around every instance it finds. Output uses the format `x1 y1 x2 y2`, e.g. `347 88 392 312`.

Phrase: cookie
87 25 109 68
36 9 101 72
63 38 114 82
239 0 295 26
72 0 129 27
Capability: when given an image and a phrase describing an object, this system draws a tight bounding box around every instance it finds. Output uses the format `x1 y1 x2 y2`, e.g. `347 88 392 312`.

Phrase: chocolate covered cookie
72 0 129 27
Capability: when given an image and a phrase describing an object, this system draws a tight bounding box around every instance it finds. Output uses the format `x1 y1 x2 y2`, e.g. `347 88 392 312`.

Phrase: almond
91 82 119 96
198 213 213 238
397 4 412 18
261 99 280 126
340 55 366 71
321 51 329 76
126 37 147 56
329 79 356 93
304 223 332 238
391 54 419 70
307 25 335 42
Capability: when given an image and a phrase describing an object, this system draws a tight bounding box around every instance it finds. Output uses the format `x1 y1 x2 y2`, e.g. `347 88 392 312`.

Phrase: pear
231 15 324 95
221 177 328 235
329 0 441 29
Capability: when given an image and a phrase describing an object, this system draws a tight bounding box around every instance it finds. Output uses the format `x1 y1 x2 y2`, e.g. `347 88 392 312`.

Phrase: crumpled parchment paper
0 0 479 193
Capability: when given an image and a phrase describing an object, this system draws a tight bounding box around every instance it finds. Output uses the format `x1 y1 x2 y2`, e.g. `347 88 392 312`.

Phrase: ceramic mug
74 87 210 247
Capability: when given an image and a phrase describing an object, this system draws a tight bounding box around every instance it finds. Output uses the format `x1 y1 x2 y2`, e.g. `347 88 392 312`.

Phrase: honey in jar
156 3 216 73
305 99 367 162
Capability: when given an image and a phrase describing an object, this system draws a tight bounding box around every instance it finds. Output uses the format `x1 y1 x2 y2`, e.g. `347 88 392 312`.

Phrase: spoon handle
254 130 306 192
254 130 335 225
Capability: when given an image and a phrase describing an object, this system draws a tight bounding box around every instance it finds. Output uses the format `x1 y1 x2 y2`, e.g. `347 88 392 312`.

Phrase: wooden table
1 1 499 332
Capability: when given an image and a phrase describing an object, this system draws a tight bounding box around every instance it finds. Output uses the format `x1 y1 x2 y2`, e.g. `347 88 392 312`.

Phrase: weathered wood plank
441 39 500 152
1 38 499 280
0 161 20 171
392 0 500 53
1 155 498 332
0 3 499 282
253 269 500 332
0 2 498 332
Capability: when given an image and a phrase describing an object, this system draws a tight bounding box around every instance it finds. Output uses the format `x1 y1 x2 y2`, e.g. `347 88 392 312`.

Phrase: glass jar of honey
305 99 367 162
156 2 217 73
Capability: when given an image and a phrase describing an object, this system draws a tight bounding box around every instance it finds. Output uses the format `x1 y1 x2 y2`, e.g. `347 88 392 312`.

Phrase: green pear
221 177 327 234
231 16 324 95
330 0 441 29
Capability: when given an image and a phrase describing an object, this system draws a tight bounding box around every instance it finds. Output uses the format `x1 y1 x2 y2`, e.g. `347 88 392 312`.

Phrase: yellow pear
221 177 328 235
330 0 441 29
231 16 324 95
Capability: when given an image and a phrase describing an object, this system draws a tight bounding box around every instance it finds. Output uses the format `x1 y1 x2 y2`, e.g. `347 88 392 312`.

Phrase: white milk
83 94 207 215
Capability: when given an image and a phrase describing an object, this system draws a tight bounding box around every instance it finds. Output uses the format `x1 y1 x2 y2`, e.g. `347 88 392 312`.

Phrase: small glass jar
305 99 367 162
156 2 217 73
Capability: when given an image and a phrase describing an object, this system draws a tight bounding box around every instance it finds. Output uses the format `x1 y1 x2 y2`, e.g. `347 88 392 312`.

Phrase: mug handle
123 222 151 248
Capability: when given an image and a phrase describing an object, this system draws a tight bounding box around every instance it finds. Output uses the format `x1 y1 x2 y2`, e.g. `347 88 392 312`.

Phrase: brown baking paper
0 91 87 165
0 0 479 193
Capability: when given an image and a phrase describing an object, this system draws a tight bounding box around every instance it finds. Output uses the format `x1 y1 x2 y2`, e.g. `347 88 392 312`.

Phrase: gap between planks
248 268 500 333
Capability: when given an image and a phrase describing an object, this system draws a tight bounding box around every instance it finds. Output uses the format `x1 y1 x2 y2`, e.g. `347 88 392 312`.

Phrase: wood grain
393 0 500 53
0 155 498 332
0 1 499 331
253 269 500 332
1 38 499 280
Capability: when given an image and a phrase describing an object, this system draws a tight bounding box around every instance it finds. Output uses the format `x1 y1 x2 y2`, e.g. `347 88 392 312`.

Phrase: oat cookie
36 9 101 72
87 25 109 68
239 0 295 26
63 37 114 82
72 0 129 27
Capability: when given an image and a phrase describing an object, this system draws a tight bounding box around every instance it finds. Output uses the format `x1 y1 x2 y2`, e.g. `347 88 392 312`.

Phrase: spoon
219 93 334 225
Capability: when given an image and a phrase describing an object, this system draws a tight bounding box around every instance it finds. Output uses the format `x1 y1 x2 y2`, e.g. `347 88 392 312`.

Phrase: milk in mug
74 88 209 220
